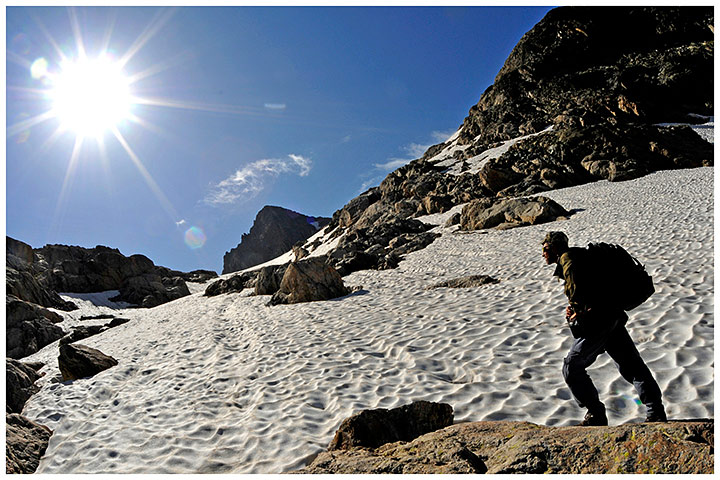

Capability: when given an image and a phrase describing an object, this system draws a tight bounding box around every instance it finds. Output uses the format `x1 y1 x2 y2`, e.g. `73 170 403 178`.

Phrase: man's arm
561 254 591 313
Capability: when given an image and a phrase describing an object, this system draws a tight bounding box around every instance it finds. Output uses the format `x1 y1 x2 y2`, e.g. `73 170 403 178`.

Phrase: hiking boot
645 410 668 422
577 410 608 426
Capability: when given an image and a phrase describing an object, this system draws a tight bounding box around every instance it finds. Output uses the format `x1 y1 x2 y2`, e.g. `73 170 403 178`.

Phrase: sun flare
49 56 133 138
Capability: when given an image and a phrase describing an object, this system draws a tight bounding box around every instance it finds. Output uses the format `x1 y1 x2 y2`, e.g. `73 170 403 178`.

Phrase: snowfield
21 125 714 473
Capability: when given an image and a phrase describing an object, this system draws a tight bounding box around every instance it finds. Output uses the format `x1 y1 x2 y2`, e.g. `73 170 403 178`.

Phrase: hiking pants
562 311 664 416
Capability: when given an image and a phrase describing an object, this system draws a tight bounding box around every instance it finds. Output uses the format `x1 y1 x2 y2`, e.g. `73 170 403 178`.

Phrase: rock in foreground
6 413 52 474
329 401 454 451
298 419 713 474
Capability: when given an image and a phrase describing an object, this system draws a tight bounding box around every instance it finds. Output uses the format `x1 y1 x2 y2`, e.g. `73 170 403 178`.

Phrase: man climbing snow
542 231 667 426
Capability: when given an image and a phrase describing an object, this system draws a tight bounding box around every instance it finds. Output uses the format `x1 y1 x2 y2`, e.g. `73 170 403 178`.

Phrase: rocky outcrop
34 244 196 307
427 275 500 290
328 401 454 451
269 257 350 306
7 237 77 311
6 413 52 474
457 6 713 148
6 296 66 360
6 359 43 414
204 271 258 297
299 419 714 474
459 196 570 231
476 123 713 197
223 206 330 274
58 343 118 381
328 218 439 277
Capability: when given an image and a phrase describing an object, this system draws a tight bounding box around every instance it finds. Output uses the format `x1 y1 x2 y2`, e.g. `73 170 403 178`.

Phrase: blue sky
6 5 554 273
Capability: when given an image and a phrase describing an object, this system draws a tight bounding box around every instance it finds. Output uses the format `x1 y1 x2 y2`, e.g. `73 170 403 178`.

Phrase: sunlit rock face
222 206 330 274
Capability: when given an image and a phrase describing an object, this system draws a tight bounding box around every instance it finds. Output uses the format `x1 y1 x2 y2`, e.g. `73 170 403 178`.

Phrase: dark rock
204 271 258 297
6 413 52 474
328 401 454 451
269 257 350 306
79 314 115 321
6 359 42 414
59 325 107 346
292 245 309 261
6 236 35 269
427 275 500 289
6 296 66 360
111 273 190 308
59 317 131 345
460 196 569 231
223 206 330 274
107 318 131 328
299 419 713 474
58 343 118 381
6 267 77 312
328 217 438 276
254 264 288 296
329 188 382 230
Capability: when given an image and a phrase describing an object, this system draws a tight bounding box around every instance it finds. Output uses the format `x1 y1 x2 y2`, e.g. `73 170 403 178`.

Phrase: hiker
542 231 666 426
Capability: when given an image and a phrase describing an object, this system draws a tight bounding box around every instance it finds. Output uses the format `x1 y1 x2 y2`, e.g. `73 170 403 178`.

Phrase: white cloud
204 154 312 206
431 129 456 143
372 129 458 172
373 158 412 171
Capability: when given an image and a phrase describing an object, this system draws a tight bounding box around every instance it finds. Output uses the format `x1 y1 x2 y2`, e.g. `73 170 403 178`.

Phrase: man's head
542 231 569 264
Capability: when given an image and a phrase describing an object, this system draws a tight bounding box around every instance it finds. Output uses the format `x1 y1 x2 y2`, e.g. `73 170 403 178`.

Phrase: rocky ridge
283 6 712 279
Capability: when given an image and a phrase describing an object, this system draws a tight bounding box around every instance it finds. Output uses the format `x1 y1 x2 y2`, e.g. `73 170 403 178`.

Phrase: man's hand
565 305 576 322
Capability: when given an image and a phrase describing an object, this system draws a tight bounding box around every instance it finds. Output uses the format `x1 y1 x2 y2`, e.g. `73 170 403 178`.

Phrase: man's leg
605 325 665 419
562 334 610 416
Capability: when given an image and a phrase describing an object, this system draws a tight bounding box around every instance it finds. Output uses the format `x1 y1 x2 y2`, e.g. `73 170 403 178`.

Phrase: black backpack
584 242 655 311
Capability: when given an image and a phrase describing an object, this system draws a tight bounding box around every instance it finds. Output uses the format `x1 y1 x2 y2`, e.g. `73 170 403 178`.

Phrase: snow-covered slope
22 161 714 473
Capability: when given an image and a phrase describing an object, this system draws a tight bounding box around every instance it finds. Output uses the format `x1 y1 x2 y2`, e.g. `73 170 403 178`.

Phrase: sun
49 55 133 138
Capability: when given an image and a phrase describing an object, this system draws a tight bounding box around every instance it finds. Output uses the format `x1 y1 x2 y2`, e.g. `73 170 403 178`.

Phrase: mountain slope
22 165 714 473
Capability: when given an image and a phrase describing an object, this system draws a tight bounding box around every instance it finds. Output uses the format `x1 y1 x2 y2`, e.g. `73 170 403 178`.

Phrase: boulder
299 419 714 474
204 271 258 297
6 413 52 474
460 196 569 231
254 264 288 296
427 275 500 289
6 359 43 414
58 343 118 381
6 296 66 359
269 257 350 306
328 401 454 451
